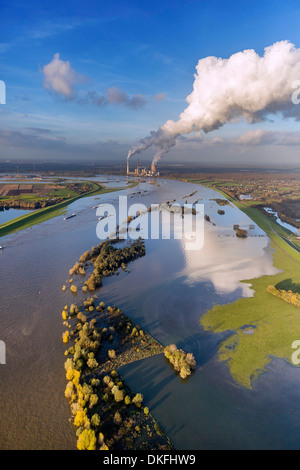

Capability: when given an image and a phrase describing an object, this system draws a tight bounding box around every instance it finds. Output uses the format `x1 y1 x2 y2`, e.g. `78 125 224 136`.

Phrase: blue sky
1 0 300 165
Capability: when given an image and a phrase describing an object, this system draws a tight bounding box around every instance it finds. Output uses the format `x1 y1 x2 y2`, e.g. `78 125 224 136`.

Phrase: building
127 158 159 177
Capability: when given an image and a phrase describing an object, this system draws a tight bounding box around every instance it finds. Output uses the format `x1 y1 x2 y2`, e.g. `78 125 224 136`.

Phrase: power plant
126 158 159 177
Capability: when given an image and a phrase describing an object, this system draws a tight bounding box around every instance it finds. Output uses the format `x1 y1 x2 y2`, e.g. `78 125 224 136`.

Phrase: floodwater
264 207 299 234
0 175 298 450
0 208 34 224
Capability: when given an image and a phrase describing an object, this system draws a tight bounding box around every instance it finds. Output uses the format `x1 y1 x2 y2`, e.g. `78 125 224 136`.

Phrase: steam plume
127 41 300 164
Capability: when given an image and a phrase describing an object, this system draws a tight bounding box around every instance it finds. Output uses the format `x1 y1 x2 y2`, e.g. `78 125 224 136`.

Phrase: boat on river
64 213 76 220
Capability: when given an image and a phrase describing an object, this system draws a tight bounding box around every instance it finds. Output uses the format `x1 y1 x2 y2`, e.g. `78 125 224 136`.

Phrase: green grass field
196 181 300 389
0 181 137 238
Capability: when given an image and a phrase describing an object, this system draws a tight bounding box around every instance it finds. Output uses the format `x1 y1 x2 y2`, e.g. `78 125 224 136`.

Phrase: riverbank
1 174 299 450
194 181 300 389
190 179 300 257
0 181 138 238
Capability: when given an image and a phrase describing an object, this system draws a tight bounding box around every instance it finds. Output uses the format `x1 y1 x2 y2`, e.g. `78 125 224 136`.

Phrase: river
1 175 299 450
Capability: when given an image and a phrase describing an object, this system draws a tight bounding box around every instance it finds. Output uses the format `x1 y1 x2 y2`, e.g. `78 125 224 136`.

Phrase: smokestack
127 159 129 175
151 162 156 173
137 159 139 175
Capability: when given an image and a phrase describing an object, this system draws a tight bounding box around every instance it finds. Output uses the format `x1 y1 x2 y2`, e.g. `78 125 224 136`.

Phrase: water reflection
181 235 278 296
0 175 291 450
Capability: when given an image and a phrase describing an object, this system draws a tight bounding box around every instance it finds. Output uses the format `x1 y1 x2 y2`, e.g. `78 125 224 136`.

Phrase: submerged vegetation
164 345 196 379
69 239 145 292
235 228 248 238
212 198 231 206
62 240 172 450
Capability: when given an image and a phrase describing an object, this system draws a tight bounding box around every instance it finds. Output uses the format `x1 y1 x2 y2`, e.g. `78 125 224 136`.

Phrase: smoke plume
127 41 300 164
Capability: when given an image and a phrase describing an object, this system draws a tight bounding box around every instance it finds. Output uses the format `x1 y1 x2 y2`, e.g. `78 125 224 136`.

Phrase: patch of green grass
0 183 127 238
197 182 300 389
201 244 300 389
50 187 79 198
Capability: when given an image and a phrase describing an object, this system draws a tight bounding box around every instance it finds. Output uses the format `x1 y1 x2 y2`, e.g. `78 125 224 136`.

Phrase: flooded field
1 175 298 450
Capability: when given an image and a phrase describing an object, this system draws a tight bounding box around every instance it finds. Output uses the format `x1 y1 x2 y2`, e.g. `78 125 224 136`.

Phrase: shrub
114 389 124 402
113 411 122 425
103 375 111 385
62 310 68 320
62 331 70 343
69 304 79 316
132 393 143 408
90 378 100 388
74 408 88 428
108 349 116 360
179 364 191 379
89 394 98 408
66 368 75 381
77 429 97 450
164 344 196 379
91 413 100 428
267 285 300 307
124 395 131 405
65 381 75 402
87 353 99 370
99 442 109 450
154 423 164 436
79 251 90 263
235 228 248 238
77 312 87 323
103 393 109 403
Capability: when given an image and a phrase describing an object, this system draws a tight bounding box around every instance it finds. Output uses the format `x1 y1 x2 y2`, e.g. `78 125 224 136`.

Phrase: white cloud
43 53 81 98
236 129 300 146
42 54 150 109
